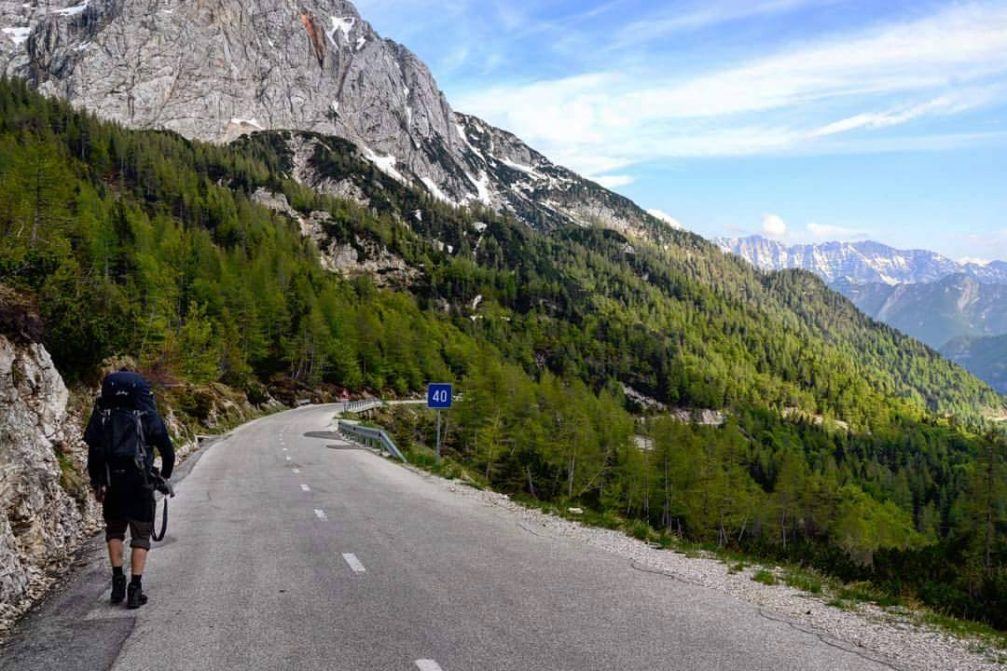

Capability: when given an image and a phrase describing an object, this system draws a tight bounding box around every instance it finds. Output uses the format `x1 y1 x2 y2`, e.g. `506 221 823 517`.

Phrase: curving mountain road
0 406 894 671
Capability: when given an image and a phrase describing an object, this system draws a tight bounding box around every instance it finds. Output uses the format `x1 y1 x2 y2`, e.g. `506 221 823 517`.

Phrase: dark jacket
84 371 175 488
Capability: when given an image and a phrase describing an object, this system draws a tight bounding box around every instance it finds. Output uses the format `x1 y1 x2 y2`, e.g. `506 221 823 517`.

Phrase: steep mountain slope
719 235 1007 286
942 334 1007 394
835 275 1007 349
0 0 664 240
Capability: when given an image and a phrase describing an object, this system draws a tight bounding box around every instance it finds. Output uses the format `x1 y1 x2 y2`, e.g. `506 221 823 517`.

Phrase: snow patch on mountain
326 16 354 46
361 147 406 183
1 26 27 45
52 0 88 17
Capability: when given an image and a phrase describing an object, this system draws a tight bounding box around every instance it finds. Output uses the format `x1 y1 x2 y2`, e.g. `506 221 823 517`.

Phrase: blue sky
353 0 1007 262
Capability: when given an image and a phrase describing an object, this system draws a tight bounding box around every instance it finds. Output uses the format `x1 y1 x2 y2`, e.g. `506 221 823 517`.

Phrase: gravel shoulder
409 465 1007 671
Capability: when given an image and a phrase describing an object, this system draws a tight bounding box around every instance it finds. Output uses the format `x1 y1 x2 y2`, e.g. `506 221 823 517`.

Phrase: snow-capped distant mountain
720 237 1007 388
717 236 1007 286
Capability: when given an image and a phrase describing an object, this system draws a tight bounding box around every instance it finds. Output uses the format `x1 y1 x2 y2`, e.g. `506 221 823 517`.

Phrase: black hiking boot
126 582 148 610
110 574 127 604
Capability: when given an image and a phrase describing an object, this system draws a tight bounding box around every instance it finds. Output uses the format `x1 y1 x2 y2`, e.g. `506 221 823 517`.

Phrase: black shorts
105 518 153 550
103 467 155 550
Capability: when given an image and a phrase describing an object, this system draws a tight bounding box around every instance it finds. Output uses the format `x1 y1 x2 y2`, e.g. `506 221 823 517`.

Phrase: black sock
130 574 142 587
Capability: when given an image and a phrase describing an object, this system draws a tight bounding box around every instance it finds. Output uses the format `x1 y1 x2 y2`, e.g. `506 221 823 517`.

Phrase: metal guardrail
337 420 407 463
343 399 384 414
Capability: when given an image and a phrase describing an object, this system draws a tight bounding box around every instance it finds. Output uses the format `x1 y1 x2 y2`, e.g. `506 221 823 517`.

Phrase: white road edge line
415 661 443 671
300 484 311 492
342 553 367 574
314 509 327 520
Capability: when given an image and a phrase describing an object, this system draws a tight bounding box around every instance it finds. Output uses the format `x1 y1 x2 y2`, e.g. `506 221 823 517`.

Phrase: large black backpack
96 375 149 476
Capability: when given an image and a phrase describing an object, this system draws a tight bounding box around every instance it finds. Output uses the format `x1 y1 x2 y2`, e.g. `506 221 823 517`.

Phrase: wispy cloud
611 0 831 48
964 229 1007 260
455 2 1007 173
810 95 980 137
806 223 869 241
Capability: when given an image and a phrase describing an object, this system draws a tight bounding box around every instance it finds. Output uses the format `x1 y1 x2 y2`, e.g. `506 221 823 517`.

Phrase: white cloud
762 214 787 238
647 209 684 229
592 174 635 189
806 223 868 241
612 0 826 47
960 257 992 266
455 3 1007 170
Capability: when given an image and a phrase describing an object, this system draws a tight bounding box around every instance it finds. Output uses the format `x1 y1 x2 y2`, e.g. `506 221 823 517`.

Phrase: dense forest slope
1 79 1005 626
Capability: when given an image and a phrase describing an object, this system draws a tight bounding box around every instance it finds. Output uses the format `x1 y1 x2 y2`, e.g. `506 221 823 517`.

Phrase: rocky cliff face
0 291 97 630
0 0 667 240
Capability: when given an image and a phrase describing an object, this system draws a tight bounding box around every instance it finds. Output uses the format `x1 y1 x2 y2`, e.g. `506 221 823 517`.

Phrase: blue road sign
427 383 453 409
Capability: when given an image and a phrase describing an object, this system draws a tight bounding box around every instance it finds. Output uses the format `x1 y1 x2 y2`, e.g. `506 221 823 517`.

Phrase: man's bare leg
108 539 124 568
131 548 148 576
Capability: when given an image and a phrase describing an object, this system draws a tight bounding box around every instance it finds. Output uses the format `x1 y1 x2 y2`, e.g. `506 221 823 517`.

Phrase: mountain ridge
0 0 667 241
833 274 1007 349
718 235 1007 286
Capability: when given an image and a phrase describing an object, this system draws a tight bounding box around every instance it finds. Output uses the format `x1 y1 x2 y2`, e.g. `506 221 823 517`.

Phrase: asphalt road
0 406 896 671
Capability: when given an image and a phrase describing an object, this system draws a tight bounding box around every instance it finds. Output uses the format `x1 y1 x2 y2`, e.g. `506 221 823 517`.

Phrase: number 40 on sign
427 384 452 409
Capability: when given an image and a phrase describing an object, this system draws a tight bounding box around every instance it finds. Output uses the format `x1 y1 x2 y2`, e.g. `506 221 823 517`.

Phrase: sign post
427 383 453 460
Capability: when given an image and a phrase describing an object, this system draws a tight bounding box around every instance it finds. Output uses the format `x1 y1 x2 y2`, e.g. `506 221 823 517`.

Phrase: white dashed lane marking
285 456 291 461
300 484 310 492
314 509 327 521
292 468 301 474
415 661 444 671
342 553 366 574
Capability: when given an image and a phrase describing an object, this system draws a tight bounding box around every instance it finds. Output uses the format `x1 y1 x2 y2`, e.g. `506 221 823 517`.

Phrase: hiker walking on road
85 369 175 609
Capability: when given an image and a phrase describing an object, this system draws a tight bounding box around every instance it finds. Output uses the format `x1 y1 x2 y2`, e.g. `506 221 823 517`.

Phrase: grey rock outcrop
0 335 97 630
0 0 670 240
251 186 417 287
